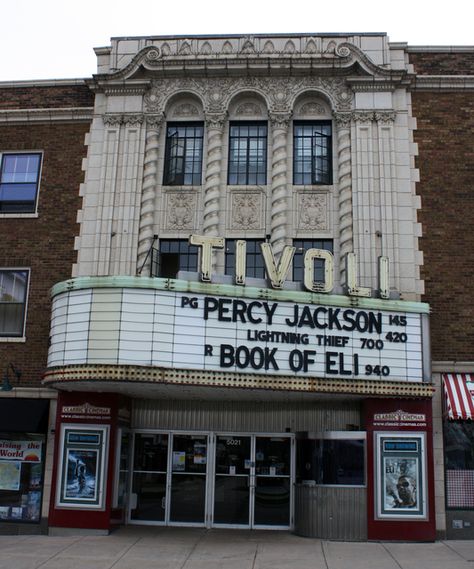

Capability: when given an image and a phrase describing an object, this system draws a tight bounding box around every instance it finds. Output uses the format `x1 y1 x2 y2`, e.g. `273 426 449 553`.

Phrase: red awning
443 373 474 420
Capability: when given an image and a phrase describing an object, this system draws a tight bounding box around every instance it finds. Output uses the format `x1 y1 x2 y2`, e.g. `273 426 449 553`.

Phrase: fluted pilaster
334 112 353 285
269 113 291 258
137 114 163 276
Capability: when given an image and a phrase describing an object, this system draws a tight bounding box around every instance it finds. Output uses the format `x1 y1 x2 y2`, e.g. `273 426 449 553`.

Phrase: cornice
0 107 94 124
89 42 408 86
411 75 474 91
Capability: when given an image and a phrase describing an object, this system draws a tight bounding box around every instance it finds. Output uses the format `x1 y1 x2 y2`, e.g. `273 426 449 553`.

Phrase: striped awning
443 373 474 420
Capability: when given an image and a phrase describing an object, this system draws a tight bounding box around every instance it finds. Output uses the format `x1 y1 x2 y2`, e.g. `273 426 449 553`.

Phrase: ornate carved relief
299 102 326 115
352 111 374 124
263 40 275 54
122 114 144 126
103 114 123 126
241 37 256 53
103 113 144 126
304 38 320 54
235 102 263 116
284 40 296 54
222 41 233 54
143 75 354 117
201 42 212 55
296 193 328 231
178 41 192 56
375 111 396 124
172 103 200 117
230 192 263 230
165 192 197 230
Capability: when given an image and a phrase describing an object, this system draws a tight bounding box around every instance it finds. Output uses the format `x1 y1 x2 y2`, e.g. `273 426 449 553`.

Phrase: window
292 239 333 283
228 122 267 185
444 421 474 509
225 239 266 279
0 153 42 213
297 433 365 486
163 123 204 186
293 122 332 185
0 269 29 337
153 240 198 278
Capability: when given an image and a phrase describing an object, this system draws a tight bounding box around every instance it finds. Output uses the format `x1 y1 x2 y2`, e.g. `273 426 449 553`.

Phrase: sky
2 0 473 81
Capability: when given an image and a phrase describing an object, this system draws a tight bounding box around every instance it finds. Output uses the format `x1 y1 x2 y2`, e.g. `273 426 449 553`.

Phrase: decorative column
203 113 226 270
137 113 163 276
334 112 353 285
269 112 291 258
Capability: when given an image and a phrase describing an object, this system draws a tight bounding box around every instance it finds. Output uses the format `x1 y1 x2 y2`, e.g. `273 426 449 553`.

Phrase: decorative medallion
297 193 328 230
165 192 197 230
231 192 262 230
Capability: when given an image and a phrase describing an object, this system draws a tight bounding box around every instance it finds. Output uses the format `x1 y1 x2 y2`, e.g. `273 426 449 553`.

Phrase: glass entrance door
213 434 293 528
169 434 208 524
214 435 252 526
254 436 292 528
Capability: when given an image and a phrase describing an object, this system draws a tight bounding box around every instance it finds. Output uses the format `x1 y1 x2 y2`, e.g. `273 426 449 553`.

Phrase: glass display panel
131 472 167 521
0 433 44 523
254 477 290 526
213 476 250 525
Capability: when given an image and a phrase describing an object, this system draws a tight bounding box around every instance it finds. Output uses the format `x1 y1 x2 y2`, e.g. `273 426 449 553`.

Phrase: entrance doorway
128 432 294 529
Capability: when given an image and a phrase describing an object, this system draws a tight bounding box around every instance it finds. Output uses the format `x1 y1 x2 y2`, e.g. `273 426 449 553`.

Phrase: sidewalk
1 527 474 569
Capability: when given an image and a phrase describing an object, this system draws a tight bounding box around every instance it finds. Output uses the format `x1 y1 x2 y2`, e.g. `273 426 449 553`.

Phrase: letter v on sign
260 243 296 289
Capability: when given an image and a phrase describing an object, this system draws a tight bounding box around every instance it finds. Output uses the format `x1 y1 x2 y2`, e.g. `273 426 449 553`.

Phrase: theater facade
41 33 438 540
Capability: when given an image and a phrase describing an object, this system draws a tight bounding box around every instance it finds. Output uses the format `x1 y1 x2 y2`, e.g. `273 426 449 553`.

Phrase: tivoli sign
189 235 390 298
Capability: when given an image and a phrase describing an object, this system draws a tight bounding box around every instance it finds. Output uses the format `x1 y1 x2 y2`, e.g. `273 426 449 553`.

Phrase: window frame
154 239 199 279
292 239 334 283
0 268 30 340
225 239 266 279
227 121 268 186
0 152 43 215
293 121 333 186
162 123 204 186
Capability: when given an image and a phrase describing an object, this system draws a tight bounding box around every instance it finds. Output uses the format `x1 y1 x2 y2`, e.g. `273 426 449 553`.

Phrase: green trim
51 276 430 314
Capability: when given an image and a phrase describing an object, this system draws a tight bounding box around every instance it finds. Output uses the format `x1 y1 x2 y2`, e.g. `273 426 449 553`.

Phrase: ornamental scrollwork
102 113 123 126
352 111 375 124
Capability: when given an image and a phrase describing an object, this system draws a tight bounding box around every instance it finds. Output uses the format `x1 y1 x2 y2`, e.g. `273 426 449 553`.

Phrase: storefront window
0 433 45 522
297 433 365 486
444 421 474 508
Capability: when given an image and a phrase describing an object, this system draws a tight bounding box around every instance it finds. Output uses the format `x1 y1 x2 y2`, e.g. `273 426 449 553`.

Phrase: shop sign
0 440 42 462
373 410 427 428
61 403 111 421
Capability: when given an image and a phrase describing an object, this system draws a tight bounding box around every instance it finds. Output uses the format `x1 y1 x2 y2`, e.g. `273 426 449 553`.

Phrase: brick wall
409 52 474 75
0 84 93 109
0 121 90 387
412 91 474 361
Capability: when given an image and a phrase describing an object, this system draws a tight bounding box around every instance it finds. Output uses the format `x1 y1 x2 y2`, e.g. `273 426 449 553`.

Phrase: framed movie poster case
375 432 427 520
56 425 109 509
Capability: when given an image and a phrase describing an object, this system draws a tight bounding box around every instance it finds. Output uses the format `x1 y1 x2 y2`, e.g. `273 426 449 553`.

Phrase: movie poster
57 426 108 509
383 457 418 511
64 449 98 501
376 433 426 519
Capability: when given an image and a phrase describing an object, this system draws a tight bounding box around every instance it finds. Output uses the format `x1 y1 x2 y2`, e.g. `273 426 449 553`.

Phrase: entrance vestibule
129 431 294 529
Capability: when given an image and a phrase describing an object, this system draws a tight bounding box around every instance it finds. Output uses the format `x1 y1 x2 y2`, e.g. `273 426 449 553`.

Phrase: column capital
205 112 227 131
269 112 292 130
145 113 165 131
333 112 352 129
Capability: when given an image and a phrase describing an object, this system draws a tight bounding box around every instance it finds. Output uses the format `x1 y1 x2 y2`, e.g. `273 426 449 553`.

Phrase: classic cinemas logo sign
188 235 390 298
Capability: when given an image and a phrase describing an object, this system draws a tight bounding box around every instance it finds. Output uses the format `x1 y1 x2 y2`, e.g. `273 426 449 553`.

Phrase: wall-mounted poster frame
56 424 109 510
375 432 427 520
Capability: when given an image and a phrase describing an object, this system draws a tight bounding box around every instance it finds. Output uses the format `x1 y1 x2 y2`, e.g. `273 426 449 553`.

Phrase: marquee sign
48 284 428 383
